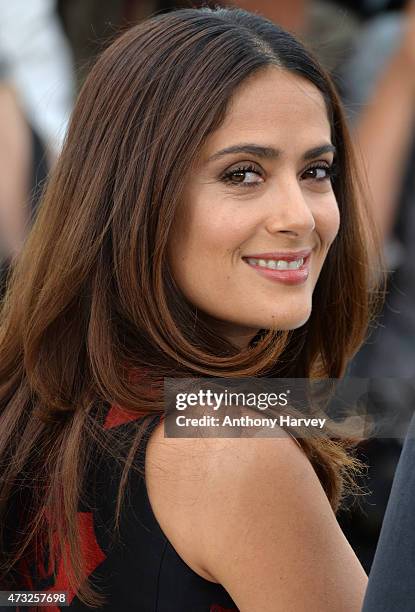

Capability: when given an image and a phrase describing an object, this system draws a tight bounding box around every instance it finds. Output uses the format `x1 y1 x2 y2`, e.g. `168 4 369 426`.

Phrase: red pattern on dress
21 512 106 611
103 403 146 429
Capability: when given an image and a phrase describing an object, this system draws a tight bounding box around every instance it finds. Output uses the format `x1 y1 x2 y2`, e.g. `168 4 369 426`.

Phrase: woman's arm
0 83 31 259
146 425 367 611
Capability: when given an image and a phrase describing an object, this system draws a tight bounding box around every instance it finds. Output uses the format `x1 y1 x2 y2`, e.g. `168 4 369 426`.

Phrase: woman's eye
221 165 264 188
302 162 337 182
220 162 337 188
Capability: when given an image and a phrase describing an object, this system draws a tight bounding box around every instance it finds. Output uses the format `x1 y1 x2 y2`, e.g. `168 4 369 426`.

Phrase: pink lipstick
242 250 312 285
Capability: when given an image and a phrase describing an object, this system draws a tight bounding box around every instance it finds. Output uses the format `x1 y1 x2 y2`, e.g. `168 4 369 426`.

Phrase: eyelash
220 162 338 188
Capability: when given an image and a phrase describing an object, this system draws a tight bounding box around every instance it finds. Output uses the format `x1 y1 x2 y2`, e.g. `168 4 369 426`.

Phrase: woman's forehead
202 67 331 160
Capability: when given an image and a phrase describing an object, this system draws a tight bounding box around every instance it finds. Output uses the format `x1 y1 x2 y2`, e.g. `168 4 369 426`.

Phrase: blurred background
1 0 415 574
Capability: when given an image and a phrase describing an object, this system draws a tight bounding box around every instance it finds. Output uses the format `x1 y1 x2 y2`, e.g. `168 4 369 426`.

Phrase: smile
245 257 304 270
242 254 311 285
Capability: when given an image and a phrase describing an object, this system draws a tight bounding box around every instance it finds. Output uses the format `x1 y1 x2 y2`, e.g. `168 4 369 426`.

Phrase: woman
0 7 383 611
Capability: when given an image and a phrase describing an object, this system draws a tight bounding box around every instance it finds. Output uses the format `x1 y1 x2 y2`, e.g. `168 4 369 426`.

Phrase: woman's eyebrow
207 142 336 162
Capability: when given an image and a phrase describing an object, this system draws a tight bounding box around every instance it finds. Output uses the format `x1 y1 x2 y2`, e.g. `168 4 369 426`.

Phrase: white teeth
246 257 304 270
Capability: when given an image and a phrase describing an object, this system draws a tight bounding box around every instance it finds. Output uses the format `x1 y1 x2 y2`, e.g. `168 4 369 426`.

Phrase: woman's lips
242 249 312 261
242 254 311 285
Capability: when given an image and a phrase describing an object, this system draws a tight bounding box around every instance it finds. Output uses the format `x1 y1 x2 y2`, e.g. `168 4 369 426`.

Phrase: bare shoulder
145 420 367 611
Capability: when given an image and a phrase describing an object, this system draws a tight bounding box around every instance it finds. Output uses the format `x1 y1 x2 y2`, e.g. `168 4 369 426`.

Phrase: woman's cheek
316 198 340 242
328 204 341 242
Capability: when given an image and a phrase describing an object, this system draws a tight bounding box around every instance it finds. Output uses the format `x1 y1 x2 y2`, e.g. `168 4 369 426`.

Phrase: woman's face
168 66 340 348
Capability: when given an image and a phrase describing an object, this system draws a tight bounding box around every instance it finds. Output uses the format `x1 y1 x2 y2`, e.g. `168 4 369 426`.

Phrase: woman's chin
262 310 312 331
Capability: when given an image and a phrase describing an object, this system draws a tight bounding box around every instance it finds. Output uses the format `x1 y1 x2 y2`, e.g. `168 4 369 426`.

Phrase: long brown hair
0 6 384 605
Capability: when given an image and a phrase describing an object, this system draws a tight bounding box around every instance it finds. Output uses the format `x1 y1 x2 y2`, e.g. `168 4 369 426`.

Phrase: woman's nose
264 178 316 237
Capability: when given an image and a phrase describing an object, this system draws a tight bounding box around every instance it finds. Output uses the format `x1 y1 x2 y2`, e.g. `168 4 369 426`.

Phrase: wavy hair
0 7 384 605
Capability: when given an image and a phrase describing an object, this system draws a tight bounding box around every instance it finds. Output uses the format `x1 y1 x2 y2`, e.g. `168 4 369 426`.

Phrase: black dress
11 403 239 612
